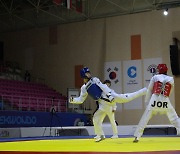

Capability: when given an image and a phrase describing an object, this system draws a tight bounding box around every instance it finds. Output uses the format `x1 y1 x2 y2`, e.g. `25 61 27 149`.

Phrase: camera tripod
42 107 63 136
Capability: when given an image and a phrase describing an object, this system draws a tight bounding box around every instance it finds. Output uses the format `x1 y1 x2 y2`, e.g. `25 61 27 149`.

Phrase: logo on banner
127 66 138 85
127 66 136 78
107 67 119 84
145 64 158 83
147 64 157 76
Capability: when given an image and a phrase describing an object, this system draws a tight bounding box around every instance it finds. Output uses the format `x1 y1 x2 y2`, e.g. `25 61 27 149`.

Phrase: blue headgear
80 67 90 78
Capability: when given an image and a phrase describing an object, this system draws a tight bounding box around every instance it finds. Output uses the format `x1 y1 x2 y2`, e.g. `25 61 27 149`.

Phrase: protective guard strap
100 97 110 102
152 81 171 97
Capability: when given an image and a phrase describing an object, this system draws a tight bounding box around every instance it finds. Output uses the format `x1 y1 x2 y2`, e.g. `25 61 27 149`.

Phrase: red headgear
157 64 168 74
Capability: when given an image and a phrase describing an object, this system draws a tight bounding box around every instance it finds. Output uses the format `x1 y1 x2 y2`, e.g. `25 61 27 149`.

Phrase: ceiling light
163 9 168 16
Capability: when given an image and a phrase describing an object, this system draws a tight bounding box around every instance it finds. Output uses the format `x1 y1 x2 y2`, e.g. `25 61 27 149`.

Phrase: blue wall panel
0 111 88 127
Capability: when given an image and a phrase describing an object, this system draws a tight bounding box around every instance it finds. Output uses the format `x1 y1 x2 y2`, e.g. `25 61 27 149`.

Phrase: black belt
99 97 110 102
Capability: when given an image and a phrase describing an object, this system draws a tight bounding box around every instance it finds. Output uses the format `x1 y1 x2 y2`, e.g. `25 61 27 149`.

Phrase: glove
69 97 83 104
112 109 116 112
69 97 74 103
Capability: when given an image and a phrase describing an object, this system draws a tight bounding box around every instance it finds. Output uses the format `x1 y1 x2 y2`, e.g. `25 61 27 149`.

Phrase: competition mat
0 136 180 154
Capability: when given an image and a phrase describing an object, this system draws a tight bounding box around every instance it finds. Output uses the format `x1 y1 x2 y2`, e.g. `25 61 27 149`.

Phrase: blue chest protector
85 78 102 100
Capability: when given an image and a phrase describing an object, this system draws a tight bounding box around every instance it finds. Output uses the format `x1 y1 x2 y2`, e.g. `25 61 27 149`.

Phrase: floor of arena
0 135 180 154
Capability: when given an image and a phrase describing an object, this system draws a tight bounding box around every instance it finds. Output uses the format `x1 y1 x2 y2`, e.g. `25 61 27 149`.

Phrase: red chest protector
152 81 171 97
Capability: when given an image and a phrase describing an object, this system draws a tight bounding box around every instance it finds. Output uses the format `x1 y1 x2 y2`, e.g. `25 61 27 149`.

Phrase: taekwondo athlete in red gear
93 80 147 142
133 64 180 143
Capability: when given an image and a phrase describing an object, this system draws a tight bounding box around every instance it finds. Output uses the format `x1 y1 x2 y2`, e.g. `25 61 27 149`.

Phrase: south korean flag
104 61 122 94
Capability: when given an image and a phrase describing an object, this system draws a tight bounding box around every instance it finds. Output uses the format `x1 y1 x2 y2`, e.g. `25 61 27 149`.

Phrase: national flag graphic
104 61 122 93
66 0 72 9
53 0 72 9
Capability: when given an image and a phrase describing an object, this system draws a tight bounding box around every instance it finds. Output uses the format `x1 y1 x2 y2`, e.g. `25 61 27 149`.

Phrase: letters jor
151 101 168 108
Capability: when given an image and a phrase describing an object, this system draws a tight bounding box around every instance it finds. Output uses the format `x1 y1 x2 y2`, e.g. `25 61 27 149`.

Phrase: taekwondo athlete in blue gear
70 67 147 142
81 67 114 102
69 67 115 105
69 67 114 142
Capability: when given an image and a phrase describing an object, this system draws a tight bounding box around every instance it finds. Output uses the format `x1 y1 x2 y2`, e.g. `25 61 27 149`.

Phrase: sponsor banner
104 61 122 110
0 111 87 128
123 60 143 109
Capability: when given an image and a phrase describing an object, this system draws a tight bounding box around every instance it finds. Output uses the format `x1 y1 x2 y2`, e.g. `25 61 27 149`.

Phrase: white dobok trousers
134 94 180 139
